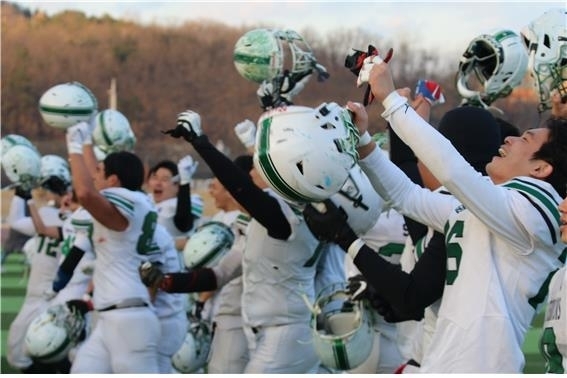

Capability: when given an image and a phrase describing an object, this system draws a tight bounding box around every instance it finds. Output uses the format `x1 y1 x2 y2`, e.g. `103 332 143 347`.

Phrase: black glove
303 199 358 251
346 274 370 301
66 299 92 317
347 274 422 323
139 261 165 290
162 110 203 143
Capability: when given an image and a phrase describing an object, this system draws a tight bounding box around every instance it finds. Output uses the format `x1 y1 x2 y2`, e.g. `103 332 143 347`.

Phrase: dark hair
438 107 501 175
148 160 178 178
104 151 145 191
533 117 567 197
41 176 70 196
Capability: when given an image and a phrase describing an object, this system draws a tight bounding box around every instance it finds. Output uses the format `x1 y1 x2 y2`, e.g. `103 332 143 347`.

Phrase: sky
10 1 566 57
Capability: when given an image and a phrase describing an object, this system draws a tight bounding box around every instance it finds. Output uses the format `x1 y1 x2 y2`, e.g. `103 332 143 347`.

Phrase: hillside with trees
1 1 542 178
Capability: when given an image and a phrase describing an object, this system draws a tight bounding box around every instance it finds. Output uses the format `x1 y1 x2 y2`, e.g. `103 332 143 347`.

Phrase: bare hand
345 101 368 135
368 59 397 104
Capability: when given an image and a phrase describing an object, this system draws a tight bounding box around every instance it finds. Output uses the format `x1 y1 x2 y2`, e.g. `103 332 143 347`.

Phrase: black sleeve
59 246 85 274
191 135 291 240
162 268 217 293
353 231 447 318
388 126 428 244
173 183 194 233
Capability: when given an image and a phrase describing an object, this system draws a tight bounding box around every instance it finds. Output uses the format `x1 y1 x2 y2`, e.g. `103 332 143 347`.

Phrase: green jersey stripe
504 180 560 222
515 191 558 244
103 192 135 211
514 178 558 205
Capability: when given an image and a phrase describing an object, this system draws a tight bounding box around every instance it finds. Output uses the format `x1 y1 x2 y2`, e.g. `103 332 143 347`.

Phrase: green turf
0 253 550 373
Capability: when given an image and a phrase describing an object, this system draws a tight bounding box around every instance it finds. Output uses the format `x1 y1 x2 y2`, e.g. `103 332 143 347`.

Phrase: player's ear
530 159 553 180
107 173 121 187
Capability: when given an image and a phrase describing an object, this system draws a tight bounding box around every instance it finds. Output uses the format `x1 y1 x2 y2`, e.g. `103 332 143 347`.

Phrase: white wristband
357 131 372 147
347 238 365 260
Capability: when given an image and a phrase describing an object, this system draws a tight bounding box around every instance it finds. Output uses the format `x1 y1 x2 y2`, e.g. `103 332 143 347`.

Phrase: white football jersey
91 187 162 309
204 210 250 329
541 266 567 373
24 206 65 298
151 224 185 318
52 207 96 304
344 207 407 374
154 194 204 238
361 106 566 373
241 189 319 327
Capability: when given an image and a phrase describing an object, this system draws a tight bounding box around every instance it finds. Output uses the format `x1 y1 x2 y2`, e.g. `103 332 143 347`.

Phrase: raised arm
365 57 542 249
163 110 292 240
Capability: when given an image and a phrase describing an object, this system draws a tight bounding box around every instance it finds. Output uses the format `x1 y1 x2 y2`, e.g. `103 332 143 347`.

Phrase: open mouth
498 147 507 157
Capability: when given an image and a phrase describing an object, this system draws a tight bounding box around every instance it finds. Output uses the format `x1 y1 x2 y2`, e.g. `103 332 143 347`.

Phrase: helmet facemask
309 283 374 371
457 30 528 109
521 8 567 112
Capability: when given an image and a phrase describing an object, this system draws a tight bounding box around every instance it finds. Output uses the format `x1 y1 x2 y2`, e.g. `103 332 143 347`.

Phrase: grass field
0 251 548 373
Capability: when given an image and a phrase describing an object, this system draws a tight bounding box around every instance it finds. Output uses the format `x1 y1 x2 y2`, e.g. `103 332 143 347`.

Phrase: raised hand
177 155 199 185
162 110 203 143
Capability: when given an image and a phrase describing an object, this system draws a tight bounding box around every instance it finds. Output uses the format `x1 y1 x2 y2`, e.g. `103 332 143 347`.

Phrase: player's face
93 162 111 191
559 196 567 243
147 167 178 203
208 178 233 211
486 128 550 184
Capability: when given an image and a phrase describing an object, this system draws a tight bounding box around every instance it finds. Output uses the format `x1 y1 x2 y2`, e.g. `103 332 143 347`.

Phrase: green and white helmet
233 28 284 83
457 29 528 107
254 102 359 203
24 303 85 363
521 8 567 112
310 282 374 371
233 28 319 83
183 221 235 269
92 109 136 153
0 134 38 157
171 318 212 373
38 81 98 130
39 154 71 195
1 144 41 190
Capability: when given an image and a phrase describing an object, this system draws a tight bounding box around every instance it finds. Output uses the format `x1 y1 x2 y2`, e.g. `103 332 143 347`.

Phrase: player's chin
560 225 567 244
